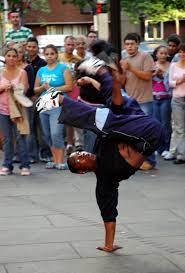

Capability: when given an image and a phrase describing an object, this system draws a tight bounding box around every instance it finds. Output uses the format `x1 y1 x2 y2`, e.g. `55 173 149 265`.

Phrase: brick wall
25 0 93 24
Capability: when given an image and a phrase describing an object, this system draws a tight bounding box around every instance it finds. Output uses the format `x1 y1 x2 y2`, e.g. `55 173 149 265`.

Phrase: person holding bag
0 48 31 176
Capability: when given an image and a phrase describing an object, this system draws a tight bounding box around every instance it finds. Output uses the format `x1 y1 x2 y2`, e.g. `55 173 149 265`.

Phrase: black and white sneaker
78 57 105 75
36 87 62 112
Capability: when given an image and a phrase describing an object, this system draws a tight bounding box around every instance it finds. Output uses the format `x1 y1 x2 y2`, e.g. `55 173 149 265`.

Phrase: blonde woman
13 43 37 163
0 48 30 175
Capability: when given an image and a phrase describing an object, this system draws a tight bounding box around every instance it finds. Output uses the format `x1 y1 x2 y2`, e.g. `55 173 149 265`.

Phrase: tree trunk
175 18 180 35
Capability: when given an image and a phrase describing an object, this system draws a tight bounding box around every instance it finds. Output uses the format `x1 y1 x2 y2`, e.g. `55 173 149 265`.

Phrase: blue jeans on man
139 101 156 167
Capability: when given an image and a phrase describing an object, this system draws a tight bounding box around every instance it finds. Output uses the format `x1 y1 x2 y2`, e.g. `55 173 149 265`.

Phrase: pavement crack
68 242 82 258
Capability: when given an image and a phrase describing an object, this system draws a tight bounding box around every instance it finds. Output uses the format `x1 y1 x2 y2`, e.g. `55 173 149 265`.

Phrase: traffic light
96 3 107 14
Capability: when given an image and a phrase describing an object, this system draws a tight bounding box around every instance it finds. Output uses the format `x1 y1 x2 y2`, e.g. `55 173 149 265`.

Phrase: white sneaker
36 87 62 112
0 167 12 176
164 152 175 160
161 150 169 157
21 168 31 176
55 163 68 170
78 57 105 75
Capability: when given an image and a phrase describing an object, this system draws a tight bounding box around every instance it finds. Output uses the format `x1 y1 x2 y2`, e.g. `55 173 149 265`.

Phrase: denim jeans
74 128 84 147
153 98 172 153
171 97 185 160
35 110 52 159
39 107 64 148
0 114 30 170
139 101 156 166
84 129 96 153
26 106 38 160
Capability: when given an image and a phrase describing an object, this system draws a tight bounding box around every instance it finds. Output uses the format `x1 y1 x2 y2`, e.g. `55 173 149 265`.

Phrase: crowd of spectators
0 9 185 175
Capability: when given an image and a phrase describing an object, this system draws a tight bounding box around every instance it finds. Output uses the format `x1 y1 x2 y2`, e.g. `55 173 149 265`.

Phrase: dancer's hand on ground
96 245 122 252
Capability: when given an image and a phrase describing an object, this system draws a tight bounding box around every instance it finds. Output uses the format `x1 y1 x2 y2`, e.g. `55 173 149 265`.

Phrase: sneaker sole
0 172 12 176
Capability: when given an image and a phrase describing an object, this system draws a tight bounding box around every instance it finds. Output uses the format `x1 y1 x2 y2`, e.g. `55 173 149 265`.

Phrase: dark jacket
59 96 164 156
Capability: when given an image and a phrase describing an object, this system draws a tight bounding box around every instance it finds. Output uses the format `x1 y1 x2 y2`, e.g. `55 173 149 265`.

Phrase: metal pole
110 0 121 59
3 0 8 22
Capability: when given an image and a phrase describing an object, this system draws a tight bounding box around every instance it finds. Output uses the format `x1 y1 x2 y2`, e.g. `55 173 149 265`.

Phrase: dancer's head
67 146 139 181
67 151 97 174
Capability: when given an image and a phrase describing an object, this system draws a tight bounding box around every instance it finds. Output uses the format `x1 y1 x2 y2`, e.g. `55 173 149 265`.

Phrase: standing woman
152 46 171 156
14 43 35 98
34 44 73 169
0 48 30 175
13 43 37 163
169 43 185 164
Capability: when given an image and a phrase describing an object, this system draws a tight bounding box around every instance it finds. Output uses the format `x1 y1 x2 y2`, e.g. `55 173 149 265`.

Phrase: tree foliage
62 0 185 23
0 0 50 13
121 0 185 23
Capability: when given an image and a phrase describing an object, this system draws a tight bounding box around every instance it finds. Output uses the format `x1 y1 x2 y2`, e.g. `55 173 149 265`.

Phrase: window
145 21 163 40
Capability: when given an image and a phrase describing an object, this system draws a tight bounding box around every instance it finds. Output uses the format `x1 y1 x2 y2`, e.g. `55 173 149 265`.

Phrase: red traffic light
96 3 107 14
96 3 102 14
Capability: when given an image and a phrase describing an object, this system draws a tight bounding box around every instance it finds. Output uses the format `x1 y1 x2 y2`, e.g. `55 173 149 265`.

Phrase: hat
13 85 33 107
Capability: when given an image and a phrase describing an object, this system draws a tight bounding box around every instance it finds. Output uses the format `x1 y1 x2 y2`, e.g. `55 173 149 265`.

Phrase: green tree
121 0 185 34
63 0 185 22
63 0 185 34
121 0 185 23
0 0 50 13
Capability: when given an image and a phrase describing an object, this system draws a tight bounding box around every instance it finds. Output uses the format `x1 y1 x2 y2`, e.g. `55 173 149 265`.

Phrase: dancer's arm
111 70 123 106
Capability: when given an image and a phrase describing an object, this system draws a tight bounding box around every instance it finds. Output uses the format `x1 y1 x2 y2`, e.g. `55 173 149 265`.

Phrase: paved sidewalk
0 152 185 273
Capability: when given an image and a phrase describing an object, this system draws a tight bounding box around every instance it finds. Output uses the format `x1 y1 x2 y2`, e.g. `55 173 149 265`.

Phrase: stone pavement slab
0 226 103 245
125 220 185 237
5 255 182 273
0 153 185 272
0 215 51 230
163 254 185 272
0 242 79 263
118 208 181 223
0 267 6 273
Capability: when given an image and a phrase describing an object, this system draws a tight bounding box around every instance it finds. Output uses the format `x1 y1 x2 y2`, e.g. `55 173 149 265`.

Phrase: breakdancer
36 64 164 252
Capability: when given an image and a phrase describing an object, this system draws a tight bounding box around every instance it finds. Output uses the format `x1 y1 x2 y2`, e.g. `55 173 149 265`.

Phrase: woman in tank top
0 48 31 176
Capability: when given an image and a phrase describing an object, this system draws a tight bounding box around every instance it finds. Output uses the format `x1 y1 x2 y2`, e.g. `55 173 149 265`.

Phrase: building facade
24 0 94 36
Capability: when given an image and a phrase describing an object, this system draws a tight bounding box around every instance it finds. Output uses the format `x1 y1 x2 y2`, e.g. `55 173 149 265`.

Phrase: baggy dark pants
59 97 163 156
